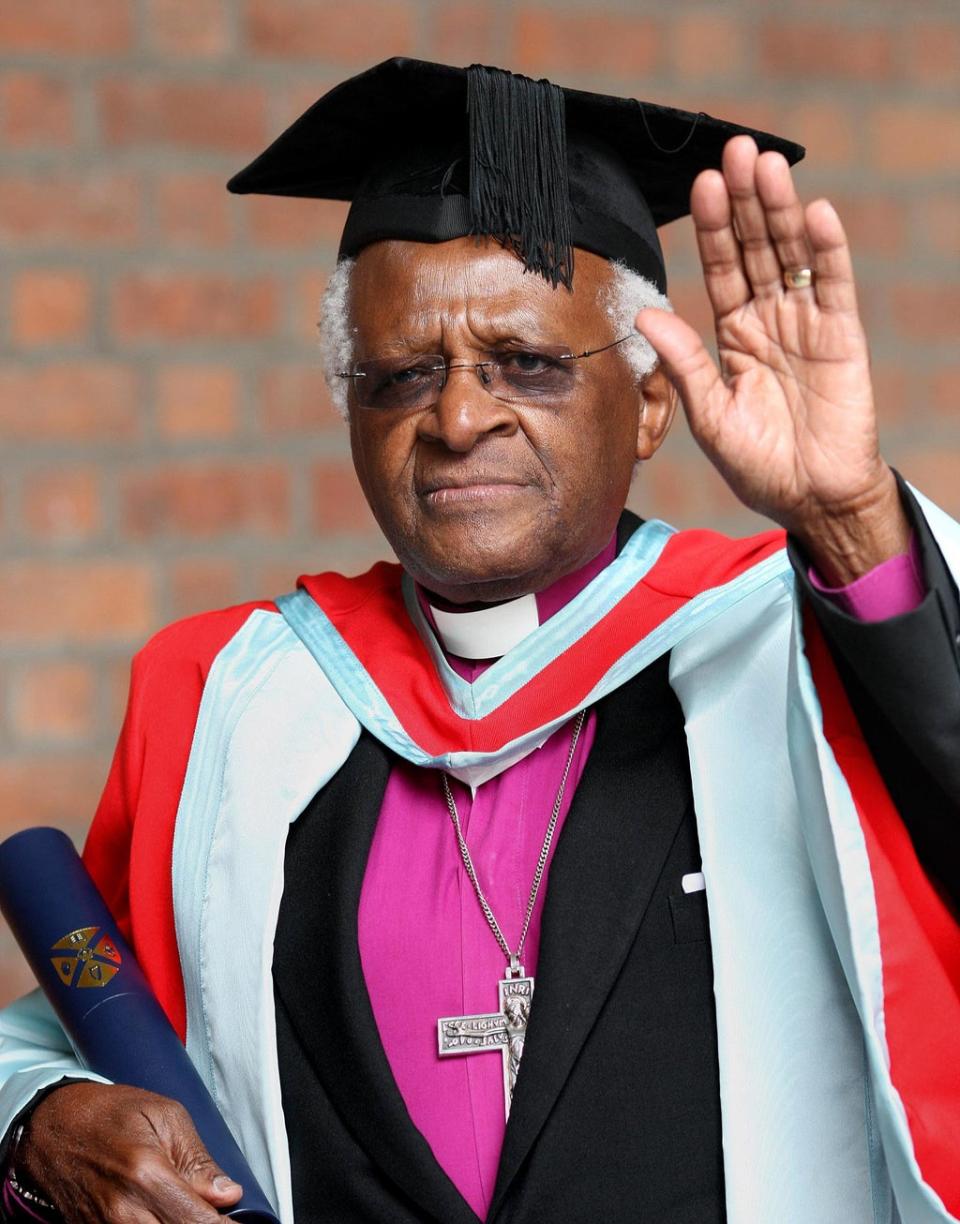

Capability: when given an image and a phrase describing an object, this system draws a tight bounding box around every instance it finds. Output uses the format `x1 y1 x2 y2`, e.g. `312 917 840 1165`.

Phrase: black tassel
467 64 574 290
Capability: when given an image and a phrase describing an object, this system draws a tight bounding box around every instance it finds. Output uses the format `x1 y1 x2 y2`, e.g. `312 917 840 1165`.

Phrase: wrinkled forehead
348 237 617 344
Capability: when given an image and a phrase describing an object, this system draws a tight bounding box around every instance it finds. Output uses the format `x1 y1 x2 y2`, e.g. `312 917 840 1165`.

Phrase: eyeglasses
337 333 638 412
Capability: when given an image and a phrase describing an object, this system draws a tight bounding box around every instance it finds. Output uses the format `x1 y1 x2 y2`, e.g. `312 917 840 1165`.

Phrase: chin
377 492 585 600
397 526 553 603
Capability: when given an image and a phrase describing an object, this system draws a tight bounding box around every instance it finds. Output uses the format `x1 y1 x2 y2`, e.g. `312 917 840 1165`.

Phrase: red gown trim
297 528 786 756
804 609 960 1215
82 602 276 1041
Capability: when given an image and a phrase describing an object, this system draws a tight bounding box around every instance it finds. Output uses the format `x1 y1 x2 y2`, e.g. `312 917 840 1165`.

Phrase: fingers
122 1152 232 1223
65 1152 230 1224
754 150 816 299
805 197 859 315
692 134 859 320
166 1098 243 1207
758 159 859 315
634 308 728 436
689 137 804 315
179 1154 243 1206
722 135 789 300
61 1155 227 1224
690 168 752 317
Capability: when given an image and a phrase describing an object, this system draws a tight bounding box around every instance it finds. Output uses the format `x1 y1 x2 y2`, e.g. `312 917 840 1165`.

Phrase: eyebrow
468 304 555 339
372 308 565 355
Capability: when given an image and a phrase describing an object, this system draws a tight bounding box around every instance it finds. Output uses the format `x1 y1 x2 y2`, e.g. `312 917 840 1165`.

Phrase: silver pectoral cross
437 963 534 1122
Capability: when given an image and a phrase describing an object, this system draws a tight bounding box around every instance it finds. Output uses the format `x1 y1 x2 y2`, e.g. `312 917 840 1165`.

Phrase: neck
419 533 617 662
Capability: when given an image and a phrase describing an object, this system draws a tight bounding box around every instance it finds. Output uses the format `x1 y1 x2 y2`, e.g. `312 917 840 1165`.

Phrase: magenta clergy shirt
356 535 924 1221
357 541 611 1218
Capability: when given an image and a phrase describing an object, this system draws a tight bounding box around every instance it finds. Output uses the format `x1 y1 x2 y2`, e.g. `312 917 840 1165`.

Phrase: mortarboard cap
228 57 804 293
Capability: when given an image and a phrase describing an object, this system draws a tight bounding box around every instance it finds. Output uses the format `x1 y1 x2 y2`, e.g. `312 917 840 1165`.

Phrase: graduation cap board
228 57 804 293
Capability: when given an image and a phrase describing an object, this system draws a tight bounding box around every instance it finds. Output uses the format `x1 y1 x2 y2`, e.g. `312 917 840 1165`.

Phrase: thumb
634 308 727 430
174 1135 243 1205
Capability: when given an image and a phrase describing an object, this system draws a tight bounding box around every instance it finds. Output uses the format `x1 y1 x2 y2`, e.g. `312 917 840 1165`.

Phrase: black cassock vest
272 651 726 1223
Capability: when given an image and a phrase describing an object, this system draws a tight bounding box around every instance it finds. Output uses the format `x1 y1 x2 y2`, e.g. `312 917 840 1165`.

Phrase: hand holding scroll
17 1081 243 1224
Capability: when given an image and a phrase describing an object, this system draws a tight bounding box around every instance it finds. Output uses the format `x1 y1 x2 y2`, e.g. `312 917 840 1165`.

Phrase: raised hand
636 134 910 583
14 1081 243 1223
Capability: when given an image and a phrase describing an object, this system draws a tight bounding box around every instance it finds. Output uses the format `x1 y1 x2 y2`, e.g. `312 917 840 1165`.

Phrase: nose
416 363 519 453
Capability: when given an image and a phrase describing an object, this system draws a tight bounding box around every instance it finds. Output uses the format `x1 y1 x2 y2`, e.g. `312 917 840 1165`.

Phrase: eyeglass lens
350 346 579 412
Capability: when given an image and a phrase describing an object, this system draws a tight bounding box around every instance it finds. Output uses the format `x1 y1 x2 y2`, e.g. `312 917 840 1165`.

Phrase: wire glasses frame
337 333 640 412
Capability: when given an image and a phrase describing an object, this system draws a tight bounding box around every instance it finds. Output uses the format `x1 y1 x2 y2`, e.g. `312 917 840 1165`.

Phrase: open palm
637 135 890 538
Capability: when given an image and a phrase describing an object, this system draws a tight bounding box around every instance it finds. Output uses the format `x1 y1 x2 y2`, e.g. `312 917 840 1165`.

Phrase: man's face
347 237 656 603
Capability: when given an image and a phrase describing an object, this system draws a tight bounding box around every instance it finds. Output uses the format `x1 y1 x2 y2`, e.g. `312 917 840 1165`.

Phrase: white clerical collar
428 593 539 659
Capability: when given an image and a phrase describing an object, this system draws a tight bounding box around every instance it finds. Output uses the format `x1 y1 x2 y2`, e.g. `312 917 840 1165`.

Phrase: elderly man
0 58 958 1224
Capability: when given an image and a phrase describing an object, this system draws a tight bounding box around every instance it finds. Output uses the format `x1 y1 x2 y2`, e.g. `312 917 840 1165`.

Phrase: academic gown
0 485 958 1224
273 490 960 1224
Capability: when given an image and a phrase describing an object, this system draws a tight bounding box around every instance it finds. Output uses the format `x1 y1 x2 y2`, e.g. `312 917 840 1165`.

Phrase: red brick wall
0 2 957 1003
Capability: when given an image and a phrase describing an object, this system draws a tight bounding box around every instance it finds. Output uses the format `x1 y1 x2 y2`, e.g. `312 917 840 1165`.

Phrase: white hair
317 256 671 420
601 260 672 384
317 257 358 419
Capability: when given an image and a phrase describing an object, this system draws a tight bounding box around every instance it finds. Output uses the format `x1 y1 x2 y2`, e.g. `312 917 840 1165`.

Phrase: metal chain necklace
436 709 586 1121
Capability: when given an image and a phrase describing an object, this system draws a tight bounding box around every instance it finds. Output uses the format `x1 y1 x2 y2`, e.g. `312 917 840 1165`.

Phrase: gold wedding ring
783 266 815 290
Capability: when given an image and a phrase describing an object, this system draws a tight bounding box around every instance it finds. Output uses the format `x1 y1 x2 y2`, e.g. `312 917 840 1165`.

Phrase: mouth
418 477 532 508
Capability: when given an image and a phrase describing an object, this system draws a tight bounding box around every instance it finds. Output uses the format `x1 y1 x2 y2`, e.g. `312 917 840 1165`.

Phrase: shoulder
108 599 289 809
129 598 280 697
129 602 277 680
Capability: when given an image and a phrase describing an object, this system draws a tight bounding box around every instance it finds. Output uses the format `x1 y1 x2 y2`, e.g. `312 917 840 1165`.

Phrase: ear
636 364 677 461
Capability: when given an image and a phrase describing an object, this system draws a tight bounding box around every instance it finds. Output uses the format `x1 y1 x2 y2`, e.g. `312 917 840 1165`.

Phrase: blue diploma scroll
0 827 280 1222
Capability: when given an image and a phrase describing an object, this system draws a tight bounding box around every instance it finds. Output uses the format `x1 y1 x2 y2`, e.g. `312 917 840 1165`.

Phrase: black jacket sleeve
788 476 960 904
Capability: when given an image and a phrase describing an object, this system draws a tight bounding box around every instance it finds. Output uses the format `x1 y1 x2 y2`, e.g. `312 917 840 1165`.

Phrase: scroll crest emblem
49 926 122 989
